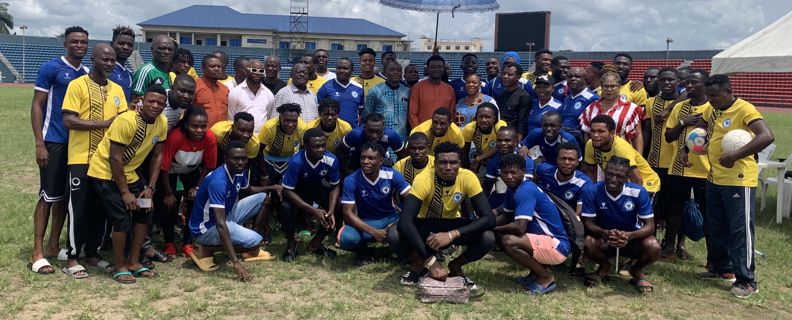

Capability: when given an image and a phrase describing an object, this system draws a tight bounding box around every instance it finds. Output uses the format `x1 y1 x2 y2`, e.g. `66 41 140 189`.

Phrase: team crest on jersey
114 96 121 106
623 200 635 211
381 186 391 194
351 91 359 99
152 135 159 144
452 192 463 203
334 139 341 145
723 119 732 128
564 190 574 200
320 169 328 176
557 88 564 94
620 93 628 100
574 102 583 109
489 141 496 148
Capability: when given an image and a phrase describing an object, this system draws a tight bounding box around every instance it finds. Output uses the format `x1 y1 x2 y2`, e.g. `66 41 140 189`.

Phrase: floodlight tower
290 0 309 60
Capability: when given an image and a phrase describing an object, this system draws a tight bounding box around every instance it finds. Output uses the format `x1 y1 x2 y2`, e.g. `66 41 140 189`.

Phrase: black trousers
397 218 495 262
154 170 200 244
66 164 107 260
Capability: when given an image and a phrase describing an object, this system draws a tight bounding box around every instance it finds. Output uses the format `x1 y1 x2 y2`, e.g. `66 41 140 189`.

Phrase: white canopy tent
711 10 792 74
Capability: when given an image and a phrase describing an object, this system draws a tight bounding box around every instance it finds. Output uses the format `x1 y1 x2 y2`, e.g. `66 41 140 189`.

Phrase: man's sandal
112 271 136 284
631 278 655 294
62 265 90 279
242 250 276 262
132 267 158 278
28 258 55 274
584 273 610 288
189 251 219 272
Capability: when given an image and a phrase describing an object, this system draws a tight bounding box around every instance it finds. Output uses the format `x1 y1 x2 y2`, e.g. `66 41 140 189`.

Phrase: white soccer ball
721 129 754 153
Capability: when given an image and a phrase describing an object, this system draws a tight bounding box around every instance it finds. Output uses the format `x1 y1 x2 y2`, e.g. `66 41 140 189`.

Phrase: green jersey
132 62 171 96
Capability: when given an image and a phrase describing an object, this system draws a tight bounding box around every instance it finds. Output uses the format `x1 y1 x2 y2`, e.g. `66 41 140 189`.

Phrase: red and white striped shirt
579 97 644 140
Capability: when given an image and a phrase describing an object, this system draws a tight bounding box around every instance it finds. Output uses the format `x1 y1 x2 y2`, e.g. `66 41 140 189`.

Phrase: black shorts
91 178 150 233
39 142 68 202
605 238 648 259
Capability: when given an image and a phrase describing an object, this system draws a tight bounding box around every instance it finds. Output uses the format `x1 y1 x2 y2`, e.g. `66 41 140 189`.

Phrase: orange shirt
194 76 230 127
408 80 456 128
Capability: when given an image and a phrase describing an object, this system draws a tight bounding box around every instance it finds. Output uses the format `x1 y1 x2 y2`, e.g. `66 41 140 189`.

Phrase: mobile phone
137 198 152 209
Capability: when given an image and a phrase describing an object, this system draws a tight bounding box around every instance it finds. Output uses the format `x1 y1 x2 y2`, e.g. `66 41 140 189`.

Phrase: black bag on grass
683 200 705 241
545 192 585 249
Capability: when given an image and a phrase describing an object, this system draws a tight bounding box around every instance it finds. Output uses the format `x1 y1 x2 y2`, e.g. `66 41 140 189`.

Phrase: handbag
417 276 470 304
683 200 705 241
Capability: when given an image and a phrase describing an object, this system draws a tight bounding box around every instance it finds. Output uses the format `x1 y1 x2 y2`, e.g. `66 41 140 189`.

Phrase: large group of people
27 25 774 299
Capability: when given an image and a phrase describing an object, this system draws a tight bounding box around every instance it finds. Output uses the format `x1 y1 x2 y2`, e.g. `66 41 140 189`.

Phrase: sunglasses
248 68 265 74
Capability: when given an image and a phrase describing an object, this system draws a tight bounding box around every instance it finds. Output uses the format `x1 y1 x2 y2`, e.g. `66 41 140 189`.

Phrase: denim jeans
194 193 266 249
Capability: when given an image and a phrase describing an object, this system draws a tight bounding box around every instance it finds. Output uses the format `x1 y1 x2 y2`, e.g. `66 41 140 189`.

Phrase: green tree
0 2 13 35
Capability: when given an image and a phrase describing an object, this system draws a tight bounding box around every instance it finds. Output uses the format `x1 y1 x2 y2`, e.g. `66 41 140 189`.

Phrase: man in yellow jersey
663 69 710 262
701 74 774 299
169 48 198 83
410 108 465 152
352 48 385 100
642 67 679 242
88 85 168 284
462 102 506 172
394 133 435 185
288 54 327 95
583 115 660 194
210 112 260 168
396 142 495 287
613 53 648 106
258 103 307 186
307 98 352 154
522 49 553 85
61 43 128 278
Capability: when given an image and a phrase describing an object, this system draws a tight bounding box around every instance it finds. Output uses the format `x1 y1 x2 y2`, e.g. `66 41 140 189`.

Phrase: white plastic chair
757 144 781 211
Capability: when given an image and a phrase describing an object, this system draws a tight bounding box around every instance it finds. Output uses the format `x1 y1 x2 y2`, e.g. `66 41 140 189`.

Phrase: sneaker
163 243 176 257
181 244 194 257
310 244 337 258
281 249 298 262
699 271 737 283
462 276 479 291
400 269 428 286
731 283 758 299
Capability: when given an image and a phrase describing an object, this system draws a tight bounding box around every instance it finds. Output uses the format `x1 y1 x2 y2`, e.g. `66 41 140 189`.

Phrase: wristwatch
679 119 685 126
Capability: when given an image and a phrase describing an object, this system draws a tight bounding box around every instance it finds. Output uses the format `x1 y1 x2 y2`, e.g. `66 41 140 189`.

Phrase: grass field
1 86 791 319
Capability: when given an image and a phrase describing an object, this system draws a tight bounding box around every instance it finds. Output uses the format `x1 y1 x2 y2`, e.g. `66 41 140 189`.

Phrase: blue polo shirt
503 178 571 256
535 163 591 208
110 62 133 102
552 80 568 101
189 165 249 236
580 182 653 232
341 166 411 219
34 56 89 143
484 77 534 99
525 98 563 135
282 149 341 190
560 88 599 131
486 151 536 180
520 128 580 166
342 125 404 160
317 79 364 128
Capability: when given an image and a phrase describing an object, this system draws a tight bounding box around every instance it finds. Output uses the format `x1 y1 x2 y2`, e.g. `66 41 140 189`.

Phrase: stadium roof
138 5 406 38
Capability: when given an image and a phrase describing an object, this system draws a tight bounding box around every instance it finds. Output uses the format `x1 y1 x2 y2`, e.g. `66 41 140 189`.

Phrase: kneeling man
581 156 660 293
189 140 280 282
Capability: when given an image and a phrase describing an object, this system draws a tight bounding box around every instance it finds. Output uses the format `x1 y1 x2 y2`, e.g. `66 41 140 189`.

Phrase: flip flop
524 281 557 295
631 278 655 294
242 250 276 262
62 265 90 279
28 258 54 274
515 273 537 286
94 260 113 273
189 251 219 272
131 267 158 278
112 271 136 284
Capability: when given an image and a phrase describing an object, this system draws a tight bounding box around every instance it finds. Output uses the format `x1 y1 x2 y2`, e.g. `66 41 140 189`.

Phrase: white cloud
4 0 791 52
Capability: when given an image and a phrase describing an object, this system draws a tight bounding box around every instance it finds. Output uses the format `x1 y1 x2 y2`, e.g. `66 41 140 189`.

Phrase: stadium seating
2 36 792 107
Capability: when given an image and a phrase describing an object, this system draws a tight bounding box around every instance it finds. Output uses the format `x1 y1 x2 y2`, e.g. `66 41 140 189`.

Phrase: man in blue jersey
340 143 411 265
525 74 562 135
482 127 534 208
189 141 280 282
316 58 364 127
337 113 405 172
29 26 90 274
278 128 342 261
550 56 570 101
110 25 135 102
450 53 480 101
581 156 661 293
535 142 592 274
560 67 598 150
519 111 580 166
494 154 571 295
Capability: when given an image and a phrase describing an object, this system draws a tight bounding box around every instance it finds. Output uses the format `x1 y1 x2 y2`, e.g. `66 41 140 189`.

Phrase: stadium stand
2 34 791 107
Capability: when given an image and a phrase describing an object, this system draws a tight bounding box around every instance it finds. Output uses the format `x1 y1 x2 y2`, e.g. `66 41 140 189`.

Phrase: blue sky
6 0 792 52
